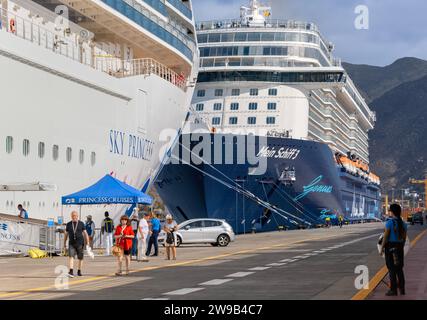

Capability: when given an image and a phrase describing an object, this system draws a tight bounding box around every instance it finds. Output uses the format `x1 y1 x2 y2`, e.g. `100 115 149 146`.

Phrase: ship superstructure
155 0 381 232
0 0 198 225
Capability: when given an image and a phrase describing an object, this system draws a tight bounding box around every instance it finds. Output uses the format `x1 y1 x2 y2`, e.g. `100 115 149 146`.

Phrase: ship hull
156 133 381 233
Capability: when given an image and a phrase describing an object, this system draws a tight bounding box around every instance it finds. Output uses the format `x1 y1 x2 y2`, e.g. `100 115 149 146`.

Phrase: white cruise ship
0 0 198 224
156 0 381 233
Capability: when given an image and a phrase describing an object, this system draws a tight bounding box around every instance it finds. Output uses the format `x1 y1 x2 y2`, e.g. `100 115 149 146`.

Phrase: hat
166 214 173 220
87 215 92 219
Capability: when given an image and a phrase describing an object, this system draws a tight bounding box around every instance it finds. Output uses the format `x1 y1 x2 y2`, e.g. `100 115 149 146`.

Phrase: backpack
85 221 93 235
24 211 28 219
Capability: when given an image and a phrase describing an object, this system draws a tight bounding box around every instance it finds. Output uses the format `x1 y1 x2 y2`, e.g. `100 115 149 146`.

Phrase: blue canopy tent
61 174 152 219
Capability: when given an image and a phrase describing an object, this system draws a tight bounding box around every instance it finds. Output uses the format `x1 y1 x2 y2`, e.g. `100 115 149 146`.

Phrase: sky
192 0 427 66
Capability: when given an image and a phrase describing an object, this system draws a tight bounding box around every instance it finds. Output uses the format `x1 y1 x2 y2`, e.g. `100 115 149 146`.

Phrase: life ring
9 18 16 33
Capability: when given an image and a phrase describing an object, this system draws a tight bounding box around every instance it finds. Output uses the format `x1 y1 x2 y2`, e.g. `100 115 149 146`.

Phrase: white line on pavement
142 298 170 300
249 266 271 271
163 288 205 296
266 262 287 267
226 272 255 278
199 279 233 286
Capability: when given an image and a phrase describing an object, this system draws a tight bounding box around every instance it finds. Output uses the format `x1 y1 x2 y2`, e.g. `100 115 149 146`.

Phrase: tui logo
0 223 7 231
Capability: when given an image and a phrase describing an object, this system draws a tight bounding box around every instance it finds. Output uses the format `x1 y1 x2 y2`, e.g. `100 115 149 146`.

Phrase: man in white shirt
137 212 150 262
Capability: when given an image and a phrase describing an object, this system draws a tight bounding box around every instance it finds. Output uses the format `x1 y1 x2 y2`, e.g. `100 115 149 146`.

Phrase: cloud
192 0 427 66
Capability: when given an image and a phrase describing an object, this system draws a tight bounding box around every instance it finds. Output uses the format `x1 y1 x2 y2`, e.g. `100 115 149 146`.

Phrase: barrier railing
1 7 187 91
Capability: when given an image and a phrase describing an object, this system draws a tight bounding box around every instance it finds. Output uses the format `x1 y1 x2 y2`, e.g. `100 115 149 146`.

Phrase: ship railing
196 19 319 32
94 57 187 90
0 7 92 66
0 7 187 91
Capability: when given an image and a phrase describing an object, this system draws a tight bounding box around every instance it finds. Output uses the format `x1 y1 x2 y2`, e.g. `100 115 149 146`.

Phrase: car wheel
176 236 182 247
217 234 230 247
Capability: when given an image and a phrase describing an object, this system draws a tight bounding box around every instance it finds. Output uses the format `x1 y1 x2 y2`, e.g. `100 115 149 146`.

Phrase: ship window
267 117 276 124
261 33 275 41
23 139 30 157
197 34 208 43
197 89 206 97
250 88 258 96
52 145 59 161
79 149 84 164
230 103 239 110
214 89 223 96
213 103 222 111
221 33 234 42
229 117 238 125
91 152 96 166
267 102 277 110
247 117 257 125
208 33 221 43
196 103 204 111
38 142 45 159
275 32 286 41
231 88 240 96
235 33 247 41
248 32 261 41
66 147 72 163
269 88 278 96
212 117 221 125
5 136 13 154
249 102 258 110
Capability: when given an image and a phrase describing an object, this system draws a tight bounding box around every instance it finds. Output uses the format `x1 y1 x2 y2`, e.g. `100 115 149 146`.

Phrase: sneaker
68 271 74 278
77 270 82 277
399 288 406 295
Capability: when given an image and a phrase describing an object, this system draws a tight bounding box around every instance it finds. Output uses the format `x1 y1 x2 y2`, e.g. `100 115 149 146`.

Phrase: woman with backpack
380 203 408 296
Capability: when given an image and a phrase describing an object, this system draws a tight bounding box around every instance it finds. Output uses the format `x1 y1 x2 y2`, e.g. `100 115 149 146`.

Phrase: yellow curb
351 229 427 300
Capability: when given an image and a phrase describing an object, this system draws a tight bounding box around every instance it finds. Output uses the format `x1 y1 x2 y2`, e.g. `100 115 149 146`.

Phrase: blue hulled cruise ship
155 0 381 233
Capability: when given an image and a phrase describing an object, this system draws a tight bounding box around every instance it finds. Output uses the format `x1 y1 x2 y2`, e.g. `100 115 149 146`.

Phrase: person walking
380 203 408 296
163 214 178 260
114 215 134 276
130 211 139 260
145 213 161 257
101 211 114 256
137 212 150 262
64 211 90 278
338 215 344 228
85 215 95 249
17 204 28 219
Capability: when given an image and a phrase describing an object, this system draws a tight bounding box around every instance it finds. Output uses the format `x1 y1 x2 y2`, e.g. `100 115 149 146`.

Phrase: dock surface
0 223 426 300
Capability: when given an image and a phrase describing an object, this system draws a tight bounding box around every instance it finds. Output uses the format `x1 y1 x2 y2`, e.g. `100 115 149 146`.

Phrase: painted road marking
279 259 292 262
226 272 254 278
199 279 233 286
248 266 271 271
266 263 287 267
163 288 205 296
0 229 382 299
142 298 170 300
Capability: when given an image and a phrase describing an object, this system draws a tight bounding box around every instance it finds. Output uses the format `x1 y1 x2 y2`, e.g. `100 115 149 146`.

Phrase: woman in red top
114 215 134 276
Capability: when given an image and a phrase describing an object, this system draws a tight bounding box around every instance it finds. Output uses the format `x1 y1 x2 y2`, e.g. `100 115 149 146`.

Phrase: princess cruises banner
0 220 40 255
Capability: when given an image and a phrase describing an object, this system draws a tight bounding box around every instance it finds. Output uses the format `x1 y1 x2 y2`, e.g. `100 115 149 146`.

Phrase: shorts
123 249 131 256
69 243 84 260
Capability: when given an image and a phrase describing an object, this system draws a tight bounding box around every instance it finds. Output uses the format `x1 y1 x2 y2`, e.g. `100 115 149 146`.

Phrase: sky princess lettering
109 130 154 161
